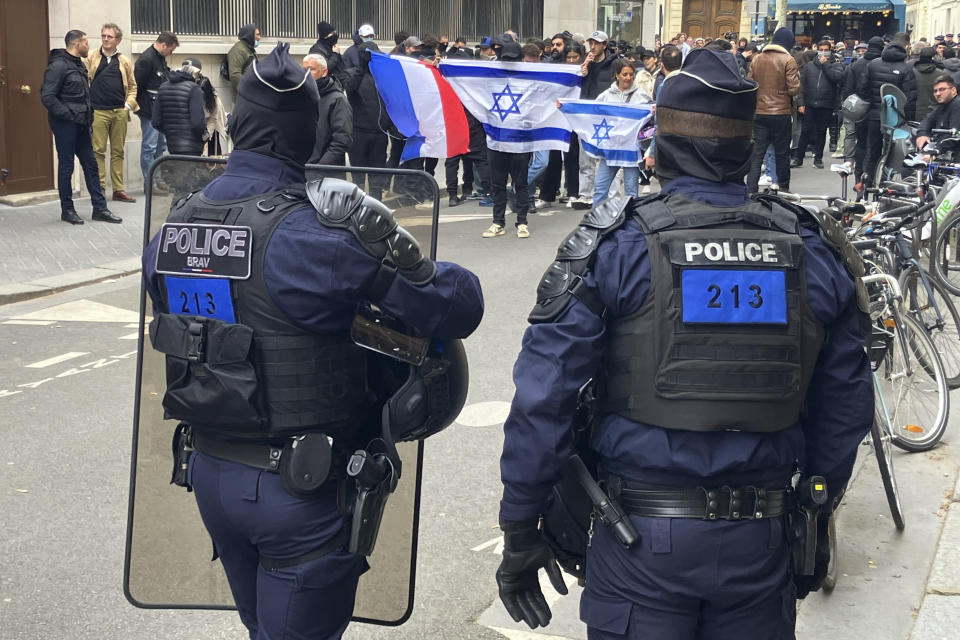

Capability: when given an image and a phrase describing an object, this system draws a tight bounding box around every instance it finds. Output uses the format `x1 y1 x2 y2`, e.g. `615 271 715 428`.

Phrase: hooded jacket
309 24 348 90
943 58 960 84
152 69 206 155
340 42 391 135
914 57 945 120
857 43 917 121
747 44 800 115
308 75 353 165
41 49 92 124
227 24 258 100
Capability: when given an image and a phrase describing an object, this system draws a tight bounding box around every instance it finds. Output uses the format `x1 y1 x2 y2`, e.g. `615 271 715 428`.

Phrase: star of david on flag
591 118 615 146
439 59 582 153
559 99 654 167
490 83 523 121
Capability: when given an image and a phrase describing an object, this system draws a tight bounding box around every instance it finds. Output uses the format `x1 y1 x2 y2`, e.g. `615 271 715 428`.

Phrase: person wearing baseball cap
495 46 872 636
572 29 616 209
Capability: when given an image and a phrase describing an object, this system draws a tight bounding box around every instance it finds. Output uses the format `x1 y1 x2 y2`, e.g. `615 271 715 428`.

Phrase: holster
346 439 398 556
170 423 193 491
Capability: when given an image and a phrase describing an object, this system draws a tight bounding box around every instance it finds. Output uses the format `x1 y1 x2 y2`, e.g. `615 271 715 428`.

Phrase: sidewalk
910 473 960 639
0 192 145 304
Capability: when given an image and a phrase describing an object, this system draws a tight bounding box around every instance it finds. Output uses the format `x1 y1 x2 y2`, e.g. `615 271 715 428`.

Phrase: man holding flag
439 41 582 238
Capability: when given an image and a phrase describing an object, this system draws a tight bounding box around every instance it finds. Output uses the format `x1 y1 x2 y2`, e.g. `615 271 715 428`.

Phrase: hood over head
238 24 257 47
881 42 907 62
771 27 795 50
655 49 757 185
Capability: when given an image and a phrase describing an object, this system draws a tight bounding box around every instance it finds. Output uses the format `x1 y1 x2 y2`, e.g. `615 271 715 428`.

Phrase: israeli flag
559 99 654 167
439 59 582 153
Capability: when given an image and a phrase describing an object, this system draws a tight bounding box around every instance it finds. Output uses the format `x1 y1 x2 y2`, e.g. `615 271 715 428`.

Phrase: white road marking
456 401 512 427
25 352 89 369
124 323 140 328
472 535 504 554
2 320 55 326
118 332 142 340
487 626 576 640
12 299 141 324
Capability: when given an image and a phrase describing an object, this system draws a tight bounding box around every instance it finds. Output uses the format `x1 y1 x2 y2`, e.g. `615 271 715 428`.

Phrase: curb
0 257 142 306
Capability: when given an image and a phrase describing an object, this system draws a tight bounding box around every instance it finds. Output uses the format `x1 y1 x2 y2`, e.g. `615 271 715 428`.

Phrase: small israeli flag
439 59 582 153
559 99 654 167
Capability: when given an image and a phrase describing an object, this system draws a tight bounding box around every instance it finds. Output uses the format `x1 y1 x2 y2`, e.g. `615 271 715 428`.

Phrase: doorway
683 0 743 39
0 0 54 196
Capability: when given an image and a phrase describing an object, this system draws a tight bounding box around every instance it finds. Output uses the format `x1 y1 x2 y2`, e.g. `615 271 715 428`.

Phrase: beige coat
747 44 800 116
85 48 139 112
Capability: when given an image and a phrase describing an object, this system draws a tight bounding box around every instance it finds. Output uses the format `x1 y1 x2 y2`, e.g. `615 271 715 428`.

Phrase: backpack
219 56 229 81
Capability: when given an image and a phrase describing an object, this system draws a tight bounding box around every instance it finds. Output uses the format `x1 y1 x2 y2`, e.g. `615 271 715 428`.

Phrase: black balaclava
316 21 338 47
230 42 319 168
655 48 758 184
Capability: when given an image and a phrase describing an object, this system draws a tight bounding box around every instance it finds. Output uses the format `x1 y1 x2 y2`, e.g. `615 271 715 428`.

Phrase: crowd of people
40 20 960 230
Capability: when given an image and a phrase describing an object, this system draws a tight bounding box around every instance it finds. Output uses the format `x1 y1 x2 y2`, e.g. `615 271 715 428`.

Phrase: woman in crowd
198 75 228 156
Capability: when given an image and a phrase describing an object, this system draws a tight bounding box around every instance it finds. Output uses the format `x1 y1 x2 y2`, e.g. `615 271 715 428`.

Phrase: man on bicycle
916 75 960 152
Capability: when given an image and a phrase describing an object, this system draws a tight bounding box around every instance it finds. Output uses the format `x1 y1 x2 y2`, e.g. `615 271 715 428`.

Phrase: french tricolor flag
369 52 470 163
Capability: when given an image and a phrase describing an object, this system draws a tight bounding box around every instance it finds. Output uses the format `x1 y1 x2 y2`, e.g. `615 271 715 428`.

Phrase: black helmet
384 339 469 442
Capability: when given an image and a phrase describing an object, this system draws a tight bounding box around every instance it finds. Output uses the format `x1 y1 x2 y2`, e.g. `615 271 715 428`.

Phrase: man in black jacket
134 31 178 180
340 42 390 199
856 40 917 186
793 41 843 168
844 38 881 174
916 75 960 151
40 29 118 224
152 62 206 156
309 21 349 90
302 53 353 167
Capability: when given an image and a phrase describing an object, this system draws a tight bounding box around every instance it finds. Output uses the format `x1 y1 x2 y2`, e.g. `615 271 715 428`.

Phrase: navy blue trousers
189 452 368 640
49 117 108 214
581 514 796 640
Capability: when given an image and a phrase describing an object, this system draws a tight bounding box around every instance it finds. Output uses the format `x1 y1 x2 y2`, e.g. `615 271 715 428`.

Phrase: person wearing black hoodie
841 39 880 172
152 62 207 155
40 29 117 224
792 43 843 168
856 40 917 186
309 21 348 90
340 42 390 199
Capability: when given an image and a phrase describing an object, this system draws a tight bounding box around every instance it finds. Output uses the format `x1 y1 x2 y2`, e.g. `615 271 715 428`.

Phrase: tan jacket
85 48 139 112
747 44 799 116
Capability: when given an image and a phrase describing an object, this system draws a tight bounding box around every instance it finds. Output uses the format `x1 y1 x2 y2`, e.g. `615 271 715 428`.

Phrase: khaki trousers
91 108 128 192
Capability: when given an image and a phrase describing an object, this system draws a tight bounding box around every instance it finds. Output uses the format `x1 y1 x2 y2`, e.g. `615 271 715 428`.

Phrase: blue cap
479 36 493 48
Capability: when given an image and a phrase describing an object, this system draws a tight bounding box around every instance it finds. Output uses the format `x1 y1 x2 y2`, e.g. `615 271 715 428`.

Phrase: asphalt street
2 162 959 639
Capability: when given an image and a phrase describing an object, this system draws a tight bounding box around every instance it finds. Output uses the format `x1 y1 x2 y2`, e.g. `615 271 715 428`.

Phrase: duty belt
190 431 283 473
610 479 790 521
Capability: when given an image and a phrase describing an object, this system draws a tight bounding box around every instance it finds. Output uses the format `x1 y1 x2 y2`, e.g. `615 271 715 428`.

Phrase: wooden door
682 0 743 39
0 0 53 196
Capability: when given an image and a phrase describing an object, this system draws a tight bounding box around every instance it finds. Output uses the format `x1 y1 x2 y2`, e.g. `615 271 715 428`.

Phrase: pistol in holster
789 475 828 575
345 438 399 556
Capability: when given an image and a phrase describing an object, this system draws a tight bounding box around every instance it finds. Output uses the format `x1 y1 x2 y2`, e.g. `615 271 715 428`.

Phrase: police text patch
156 223 252 279
681 269 788 324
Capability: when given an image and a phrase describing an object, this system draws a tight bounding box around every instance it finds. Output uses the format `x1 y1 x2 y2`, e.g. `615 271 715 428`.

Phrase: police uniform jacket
499 177 873 524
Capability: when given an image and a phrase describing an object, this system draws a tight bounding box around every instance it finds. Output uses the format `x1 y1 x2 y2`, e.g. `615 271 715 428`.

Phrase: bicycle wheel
932 212 960 296
822 513 839 592
871 377 906 529
876 313 950 452
899 267 960 388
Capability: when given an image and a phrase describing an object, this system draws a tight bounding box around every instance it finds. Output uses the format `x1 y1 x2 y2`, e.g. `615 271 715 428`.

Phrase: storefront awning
787 0 893 11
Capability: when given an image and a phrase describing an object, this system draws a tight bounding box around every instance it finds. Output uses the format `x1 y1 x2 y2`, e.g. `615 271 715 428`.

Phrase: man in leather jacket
495 48 872 639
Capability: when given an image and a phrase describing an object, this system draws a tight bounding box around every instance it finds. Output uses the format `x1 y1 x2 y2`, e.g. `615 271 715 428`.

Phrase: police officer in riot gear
141 43 483 639
496 49 873 637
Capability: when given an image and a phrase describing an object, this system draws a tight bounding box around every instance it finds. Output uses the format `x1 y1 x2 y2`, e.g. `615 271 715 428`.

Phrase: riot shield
125 156 441 625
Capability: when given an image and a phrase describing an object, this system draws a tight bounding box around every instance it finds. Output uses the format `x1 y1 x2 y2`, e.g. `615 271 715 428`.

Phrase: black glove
359 43 373 65
496 518 569 629
794 513 831 599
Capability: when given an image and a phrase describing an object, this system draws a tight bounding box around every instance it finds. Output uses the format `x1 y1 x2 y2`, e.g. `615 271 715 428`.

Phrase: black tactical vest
600 195 825 433
149 188 369 441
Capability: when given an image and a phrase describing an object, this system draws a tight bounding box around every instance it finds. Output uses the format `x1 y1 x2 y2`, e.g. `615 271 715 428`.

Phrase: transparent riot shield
125 156 440 625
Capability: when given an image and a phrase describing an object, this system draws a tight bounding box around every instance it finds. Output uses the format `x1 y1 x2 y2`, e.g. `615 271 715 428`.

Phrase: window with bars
131 0 544 42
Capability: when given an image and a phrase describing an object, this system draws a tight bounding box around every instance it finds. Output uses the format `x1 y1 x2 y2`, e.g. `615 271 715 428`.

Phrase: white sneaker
770 183 779 191
758 175 773 187
482 223 505 238
641 185 651 194
534 199 554 209
516 224 530 238
831 150 845 158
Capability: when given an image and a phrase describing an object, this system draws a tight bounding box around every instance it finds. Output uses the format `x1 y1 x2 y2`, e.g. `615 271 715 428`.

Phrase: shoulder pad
306 178 365 224
528 198 635 323
307 177 435 289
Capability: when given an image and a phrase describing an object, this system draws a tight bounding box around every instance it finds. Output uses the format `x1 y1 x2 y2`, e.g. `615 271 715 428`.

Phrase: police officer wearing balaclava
496 49 873 637
141 43 484 639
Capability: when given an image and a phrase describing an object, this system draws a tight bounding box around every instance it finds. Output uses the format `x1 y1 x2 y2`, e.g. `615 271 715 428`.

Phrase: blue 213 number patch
681 269 787 324
164 276 236 323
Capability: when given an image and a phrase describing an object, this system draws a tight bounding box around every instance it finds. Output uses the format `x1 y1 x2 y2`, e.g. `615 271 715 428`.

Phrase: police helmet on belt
229 41 320 167
654 48 758 184
383 339 470 442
